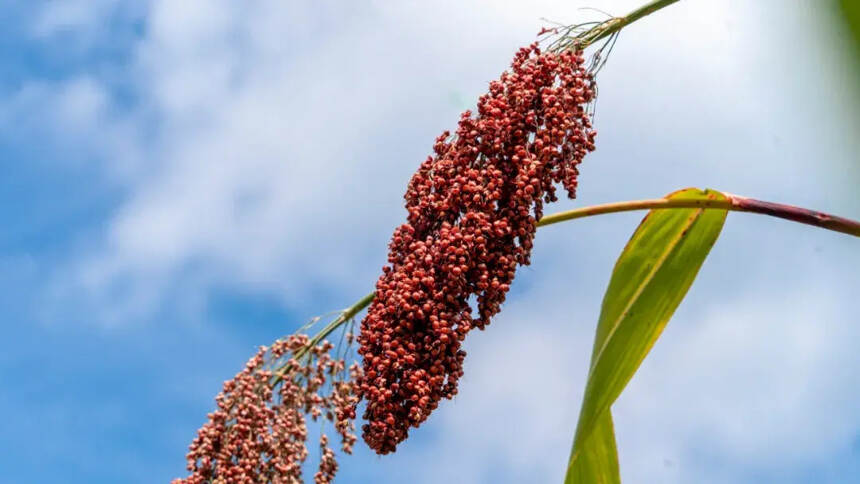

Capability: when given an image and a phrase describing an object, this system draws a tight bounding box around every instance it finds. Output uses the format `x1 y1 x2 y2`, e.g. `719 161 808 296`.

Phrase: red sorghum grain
174 334 362 484
357 44 596 454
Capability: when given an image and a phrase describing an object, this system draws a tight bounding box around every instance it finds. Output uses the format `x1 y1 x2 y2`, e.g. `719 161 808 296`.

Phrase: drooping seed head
357 44 596 454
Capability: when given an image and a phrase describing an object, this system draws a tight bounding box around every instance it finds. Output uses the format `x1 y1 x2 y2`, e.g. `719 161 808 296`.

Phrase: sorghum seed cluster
175 334 362 484
358 44 597 454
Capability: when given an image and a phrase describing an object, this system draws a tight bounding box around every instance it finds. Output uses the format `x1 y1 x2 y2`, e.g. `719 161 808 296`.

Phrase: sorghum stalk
539 194 860 237
577 0 681 48
548 0 681 52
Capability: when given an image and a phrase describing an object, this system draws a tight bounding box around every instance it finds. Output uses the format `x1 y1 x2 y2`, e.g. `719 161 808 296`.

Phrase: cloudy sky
1 0 858 482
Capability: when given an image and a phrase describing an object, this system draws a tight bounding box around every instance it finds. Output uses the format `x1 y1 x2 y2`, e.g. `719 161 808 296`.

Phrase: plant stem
577 0 681 49
297 192 859 347
538 194 860 236
271 292 375 384
723 193 860 236
310 292 375 347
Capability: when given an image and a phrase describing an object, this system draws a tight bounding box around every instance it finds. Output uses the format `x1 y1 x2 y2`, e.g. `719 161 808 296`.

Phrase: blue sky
1 1 858 483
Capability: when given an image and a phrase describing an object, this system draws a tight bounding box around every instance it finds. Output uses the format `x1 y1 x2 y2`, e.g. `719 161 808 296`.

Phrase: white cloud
0 75 142 180
0 76 103 134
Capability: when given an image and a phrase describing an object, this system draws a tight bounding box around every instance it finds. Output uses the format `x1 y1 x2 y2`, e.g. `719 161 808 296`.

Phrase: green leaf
565 411 620 484
565 188 728 483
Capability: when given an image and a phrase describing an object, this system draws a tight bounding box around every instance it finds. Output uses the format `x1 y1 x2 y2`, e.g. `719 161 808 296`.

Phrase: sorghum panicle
175 335 362 484
358 44 596 454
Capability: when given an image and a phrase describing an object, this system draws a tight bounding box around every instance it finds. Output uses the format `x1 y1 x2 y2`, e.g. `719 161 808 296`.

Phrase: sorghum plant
176 0 860 482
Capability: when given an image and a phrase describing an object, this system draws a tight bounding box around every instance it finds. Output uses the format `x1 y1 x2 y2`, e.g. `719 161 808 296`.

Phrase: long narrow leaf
565 411 620 484
565 188 728 482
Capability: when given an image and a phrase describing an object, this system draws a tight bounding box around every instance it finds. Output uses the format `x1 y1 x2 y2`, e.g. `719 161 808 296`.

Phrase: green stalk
538 194 860 236
576 0 681 49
